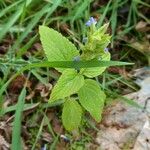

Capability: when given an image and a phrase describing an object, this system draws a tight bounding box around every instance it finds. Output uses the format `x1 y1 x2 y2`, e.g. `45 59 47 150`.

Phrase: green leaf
50 69 84 102
78 79 106 122
39 26 79 72
82 52 111 78
62 99 82 131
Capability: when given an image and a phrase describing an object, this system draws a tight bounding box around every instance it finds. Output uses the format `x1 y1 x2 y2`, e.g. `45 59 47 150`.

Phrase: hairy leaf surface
39 26 79 72
82 52 110 78
78 79 106 122
62 99 82 131
50 69 84 102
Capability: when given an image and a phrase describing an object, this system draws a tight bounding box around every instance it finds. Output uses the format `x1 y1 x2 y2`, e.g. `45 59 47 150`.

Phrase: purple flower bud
85 17 97 27
104 47 109 53
73 56 80 72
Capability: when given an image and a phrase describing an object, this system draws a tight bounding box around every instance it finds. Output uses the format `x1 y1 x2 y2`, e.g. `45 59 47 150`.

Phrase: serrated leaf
78 79 106 122
39 26 79 72
62 99 82 131
82 52 111 78
50 69 84 102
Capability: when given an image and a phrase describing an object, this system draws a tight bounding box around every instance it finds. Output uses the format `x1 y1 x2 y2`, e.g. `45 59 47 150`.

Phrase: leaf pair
62 79 105 131
45 68 105 130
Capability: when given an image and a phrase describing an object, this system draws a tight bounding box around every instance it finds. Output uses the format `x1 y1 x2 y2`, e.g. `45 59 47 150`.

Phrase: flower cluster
82 17 110 59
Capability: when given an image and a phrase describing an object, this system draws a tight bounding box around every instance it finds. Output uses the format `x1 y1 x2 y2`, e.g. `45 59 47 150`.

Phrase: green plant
39 17 111 131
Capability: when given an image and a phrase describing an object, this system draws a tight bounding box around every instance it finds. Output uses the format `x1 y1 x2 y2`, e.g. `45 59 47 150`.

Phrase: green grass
11 86 27 150
0 0 149 149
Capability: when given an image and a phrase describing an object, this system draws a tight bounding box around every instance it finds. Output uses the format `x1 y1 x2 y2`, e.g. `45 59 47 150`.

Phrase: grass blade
31 118 44 150
110 0 119 46
0 3 24 41
2 60 134 69
13 1 61 50
72 0 91 21
1 103 39 115
97 0 112 27
0 60 133 99
11 87 26 150
0 0 23 18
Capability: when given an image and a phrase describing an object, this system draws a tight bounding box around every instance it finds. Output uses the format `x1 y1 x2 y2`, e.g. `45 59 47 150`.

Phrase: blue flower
85 17 97 27
41 145 46 150
73 56 80 62
104 47 109 53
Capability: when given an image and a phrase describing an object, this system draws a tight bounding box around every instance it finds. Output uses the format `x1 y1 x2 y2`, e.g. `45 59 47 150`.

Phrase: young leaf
62 99 82 131
39 26 79 72
50 69 84 102
78 79 106 122
82 52 111 78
